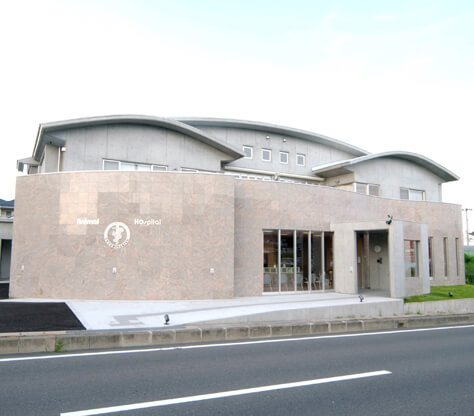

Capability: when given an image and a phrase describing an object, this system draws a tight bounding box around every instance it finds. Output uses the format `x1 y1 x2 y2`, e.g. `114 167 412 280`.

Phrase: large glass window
443 237 448 277
296 231 309 291
263 231 279 292
404 240 419 277
455 238 459 276
428 237 433 278
280 231 294 291
324 233 334 289
263 230 333 293
311 232 322 290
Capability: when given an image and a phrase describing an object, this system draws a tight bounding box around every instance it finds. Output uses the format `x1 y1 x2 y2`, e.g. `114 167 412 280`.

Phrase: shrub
465 253 474 285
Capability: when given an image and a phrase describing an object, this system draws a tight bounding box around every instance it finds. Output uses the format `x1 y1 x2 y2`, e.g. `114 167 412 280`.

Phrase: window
404 240 419 277
400 188 425 201
103 160 119 170
136 164 151 171
355 183 366 194
443 237 448 277
279 151 289 164
455 238 459 276
242 146 253 159
120 162 135 171
296 154 305 166
263 229 334 293
261 149 271 162
428 237 433 278
103 159 167 172
368 184 380 196
2 209 13 218
354 183 380 196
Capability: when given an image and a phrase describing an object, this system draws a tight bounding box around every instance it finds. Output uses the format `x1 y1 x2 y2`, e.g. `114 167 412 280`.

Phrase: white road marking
1 324 473 363
60 370 392 415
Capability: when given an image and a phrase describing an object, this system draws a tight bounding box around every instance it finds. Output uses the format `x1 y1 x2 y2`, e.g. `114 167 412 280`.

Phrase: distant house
0 199 14 281
11 115 464 300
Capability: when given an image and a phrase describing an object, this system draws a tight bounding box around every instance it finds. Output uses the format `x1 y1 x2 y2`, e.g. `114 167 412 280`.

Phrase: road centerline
60 370 392 416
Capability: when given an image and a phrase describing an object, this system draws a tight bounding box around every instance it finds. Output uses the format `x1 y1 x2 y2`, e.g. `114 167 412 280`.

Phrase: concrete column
333 225 357 294
389 220 405 298
419 224 430 294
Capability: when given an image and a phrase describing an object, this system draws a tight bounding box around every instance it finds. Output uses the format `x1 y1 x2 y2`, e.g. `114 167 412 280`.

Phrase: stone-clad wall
9 173 464 300
10 172 235 300
233 180 464 297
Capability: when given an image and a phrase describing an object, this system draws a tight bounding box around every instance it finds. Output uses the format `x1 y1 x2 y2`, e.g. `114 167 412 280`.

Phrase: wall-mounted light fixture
266 135 270 140
283 138 287 142
386 214 393 225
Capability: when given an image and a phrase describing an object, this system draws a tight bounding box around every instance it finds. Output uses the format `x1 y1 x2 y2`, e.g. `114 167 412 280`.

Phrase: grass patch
465 253 474 285
55 340 64 353
404 284 474 303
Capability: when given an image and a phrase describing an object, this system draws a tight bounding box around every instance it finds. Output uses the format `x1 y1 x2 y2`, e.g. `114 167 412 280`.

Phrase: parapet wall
10 172 235 300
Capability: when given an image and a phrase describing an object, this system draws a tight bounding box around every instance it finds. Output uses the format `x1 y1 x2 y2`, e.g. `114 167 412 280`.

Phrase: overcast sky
1 0 473 232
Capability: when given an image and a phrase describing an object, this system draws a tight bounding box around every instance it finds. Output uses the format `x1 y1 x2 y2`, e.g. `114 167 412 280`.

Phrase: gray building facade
11 115 464 300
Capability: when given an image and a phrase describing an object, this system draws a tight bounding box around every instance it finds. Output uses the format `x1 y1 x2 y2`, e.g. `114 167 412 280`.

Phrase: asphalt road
0 325 473 415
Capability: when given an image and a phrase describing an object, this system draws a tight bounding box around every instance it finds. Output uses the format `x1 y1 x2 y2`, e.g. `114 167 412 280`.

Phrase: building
10 115 464 300
0 199 14 282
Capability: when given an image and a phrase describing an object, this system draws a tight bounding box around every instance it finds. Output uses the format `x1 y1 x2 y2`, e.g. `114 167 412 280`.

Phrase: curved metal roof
32 115 245 161
176 117 368 157
311 151 459 182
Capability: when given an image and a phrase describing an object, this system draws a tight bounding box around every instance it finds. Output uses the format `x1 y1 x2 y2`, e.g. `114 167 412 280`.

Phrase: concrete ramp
66 292 403 330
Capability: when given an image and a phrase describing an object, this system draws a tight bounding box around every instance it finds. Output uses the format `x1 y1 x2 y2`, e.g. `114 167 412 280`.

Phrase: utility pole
463 208 472 246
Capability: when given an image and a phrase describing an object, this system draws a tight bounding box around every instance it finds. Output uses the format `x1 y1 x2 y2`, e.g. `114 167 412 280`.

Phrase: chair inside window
311 273 322 290
264 274 273 291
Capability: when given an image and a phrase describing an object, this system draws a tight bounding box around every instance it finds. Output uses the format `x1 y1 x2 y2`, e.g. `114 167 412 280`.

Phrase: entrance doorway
356 231 389 292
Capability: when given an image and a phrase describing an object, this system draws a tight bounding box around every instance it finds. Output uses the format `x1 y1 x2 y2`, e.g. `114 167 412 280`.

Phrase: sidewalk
1 291 473 355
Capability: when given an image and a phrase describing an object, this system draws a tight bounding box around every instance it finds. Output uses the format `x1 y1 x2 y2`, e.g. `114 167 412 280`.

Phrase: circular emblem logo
104 222 131 249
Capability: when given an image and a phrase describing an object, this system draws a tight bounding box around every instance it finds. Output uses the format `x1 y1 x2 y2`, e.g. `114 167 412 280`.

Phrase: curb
1 313 473 355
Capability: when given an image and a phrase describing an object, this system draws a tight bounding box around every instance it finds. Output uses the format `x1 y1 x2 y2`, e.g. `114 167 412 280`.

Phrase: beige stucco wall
10 172 235 300
233 180 464 298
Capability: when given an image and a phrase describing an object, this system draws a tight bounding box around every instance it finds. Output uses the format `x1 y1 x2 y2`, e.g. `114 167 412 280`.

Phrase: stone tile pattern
233 180 464 297
9 173 463 300
10 172 235 300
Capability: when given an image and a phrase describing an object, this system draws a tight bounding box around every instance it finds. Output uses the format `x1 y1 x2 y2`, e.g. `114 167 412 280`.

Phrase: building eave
176 117 369 157
312 151 459 182
32 115 245 161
